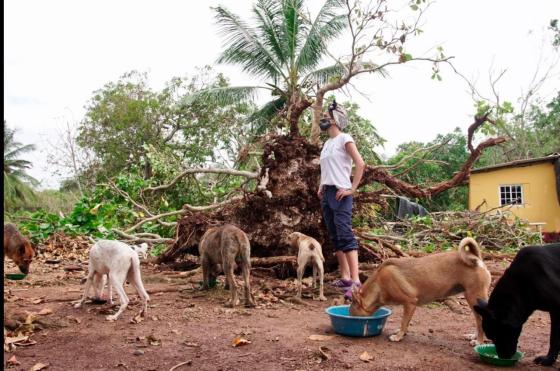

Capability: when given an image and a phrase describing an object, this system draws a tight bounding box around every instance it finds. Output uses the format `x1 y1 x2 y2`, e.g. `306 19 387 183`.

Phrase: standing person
317 100 365 300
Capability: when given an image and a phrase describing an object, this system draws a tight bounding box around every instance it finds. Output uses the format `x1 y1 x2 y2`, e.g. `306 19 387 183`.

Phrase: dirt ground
3 254 555 371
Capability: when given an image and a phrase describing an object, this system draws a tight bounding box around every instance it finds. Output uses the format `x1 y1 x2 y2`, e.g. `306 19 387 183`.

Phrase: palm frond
3 172 36 205
281 0 304 66
4 143 37 160
302 63 346 86
303 61 390 86
214 6 286 81
297 0 347 72
249 97 287 134
253 0 287 67
181 86 265 107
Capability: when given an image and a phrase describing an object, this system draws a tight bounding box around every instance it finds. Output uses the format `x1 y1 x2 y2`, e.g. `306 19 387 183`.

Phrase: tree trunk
310 93 324 145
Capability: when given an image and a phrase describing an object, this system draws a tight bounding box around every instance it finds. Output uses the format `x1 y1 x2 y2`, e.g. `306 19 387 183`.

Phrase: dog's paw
73 302 82 309
105 315 118 321
389 333 404 342
534 355 556 366
313 295 327 301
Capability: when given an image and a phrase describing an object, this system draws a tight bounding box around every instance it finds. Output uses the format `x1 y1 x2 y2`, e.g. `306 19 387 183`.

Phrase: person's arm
335 141 365 201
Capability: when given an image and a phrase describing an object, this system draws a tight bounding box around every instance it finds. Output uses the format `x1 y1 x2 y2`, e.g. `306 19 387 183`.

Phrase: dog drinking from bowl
350 237 490 345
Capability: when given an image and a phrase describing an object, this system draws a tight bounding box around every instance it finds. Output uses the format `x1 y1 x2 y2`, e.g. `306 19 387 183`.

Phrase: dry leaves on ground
231 336 251 347
308 334 335 341
29 362 49 371
359 351 374 362
317 346 331 361
7 355 21 366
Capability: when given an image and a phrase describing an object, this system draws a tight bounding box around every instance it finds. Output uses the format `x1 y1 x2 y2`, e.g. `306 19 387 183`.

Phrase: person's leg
330 193 360 297
344 250 360 283
335 250 351 281
322 186 351 285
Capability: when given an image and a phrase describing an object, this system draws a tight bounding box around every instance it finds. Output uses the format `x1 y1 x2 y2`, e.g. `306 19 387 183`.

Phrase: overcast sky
4 0 560 189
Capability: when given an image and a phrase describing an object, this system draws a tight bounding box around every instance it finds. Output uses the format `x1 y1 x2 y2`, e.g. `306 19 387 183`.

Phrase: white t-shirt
320 133 355 190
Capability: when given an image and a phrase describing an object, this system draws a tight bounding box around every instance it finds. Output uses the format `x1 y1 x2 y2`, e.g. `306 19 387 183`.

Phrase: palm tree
184 0 348 137
4 121 39 208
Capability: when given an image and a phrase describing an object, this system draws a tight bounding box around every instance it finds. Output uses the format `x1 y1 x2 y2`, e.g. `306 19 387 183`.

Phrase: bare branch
144 167 259 193
378 138 451 170
113 228 173 244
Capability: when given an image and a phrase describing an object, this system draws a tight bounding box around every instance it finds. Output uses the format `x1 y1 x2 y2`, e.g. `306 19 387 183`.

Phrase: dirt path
3 257 554 371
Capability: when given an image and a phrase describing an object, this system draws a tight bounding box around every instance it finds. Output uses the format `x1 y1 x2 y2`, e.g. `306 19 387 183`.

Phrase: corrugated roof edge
471 153 560 174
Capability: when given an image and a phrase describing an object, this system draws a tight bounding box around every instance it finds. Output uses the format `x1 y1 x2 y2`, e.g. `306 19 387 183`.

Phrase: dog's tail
130 253 150 302
458 237 482 267
317 245 325 262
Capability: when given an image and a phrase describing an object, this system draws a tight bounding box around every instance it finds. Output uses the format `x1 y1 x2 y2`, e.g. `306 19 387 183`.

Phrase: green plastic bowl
6 273 27 280
474 344 523 367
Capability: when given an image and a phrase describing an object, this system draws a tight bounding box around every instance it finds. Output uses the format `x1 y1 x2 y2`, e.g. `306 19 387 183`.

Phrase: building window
499 185 523 206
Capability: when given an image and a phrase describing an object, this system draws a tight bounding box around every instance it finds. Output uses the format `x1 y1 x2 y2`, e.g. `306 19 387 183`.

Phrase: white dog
132 242 149 259
74 240 150 321
287 232 327 301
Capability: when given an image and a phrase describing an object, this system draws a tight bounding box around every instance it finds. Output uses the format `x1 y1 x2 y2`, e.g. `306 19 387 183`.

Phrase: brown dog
3 223 35 274
350 237 491 345
199 224 255 307
287 232 326 301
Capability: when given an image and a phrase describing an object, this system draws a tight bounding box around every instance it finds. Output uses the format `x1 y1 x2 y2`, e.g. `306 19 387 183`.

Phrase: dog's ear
474 298 492 318
19 244 26 255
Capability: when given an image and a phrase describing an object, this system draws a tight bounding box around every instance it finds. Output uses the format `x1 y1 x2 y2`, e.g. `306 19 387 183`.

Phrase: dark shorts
321 185 358 252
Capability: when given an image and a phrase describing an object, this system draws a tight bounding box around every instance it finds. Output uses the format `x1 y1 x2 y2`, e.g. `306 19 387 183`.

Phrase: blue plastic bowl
325 305 392 337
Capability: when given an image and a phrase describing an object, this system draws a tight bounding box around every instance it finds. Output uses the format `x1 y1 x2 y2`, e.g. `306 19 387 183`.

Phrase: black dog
474 243 560 366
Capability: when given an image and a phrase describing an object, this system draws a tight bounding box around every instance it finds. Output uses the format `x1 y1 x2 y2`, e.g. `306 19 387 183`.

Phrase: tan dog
199 224 255 308
288 232 326 301
3 223 35 274
350 237 491 345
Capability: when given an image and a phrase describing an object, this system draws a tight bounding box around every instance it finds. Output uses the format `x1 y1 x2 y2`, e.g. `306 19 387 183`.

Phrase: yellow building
468 154 560 233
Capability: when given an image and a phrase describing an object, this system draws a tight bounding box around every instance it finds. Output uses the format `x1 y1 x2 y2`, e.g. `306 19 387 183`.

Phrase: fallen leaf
31 298 44 305
25 313 37 325
37 308 53 316
7 355 21 366
66 316 81 324
5 334 29 345
318 346 331 361
146 334 161 346
184 341 200 347
309 334 335 341
29 362 49 371
359 351 373 362
130 314 143 324
171 329 180 335
18 339 38 346
231 336 251 347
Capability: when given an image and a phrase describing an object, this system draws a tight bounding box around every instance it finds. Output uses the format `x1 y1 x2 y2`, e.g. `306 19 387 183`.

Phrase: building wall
469 162 560 232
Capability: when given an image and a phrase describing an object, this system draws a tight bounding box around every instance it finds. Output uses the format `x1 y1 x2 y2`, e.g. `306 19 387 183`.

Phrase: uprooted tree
110 0 507 266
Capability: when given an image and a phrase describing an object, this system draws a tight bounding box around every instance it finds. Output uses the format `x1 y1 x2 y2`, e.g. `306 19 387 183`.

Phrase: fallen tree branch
113 228 173 244
378 139 451 170
125 210 186 233
183 195 243 212
145 167 259 193
355 231 409 257
250 256 297 266
362 111 507 199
